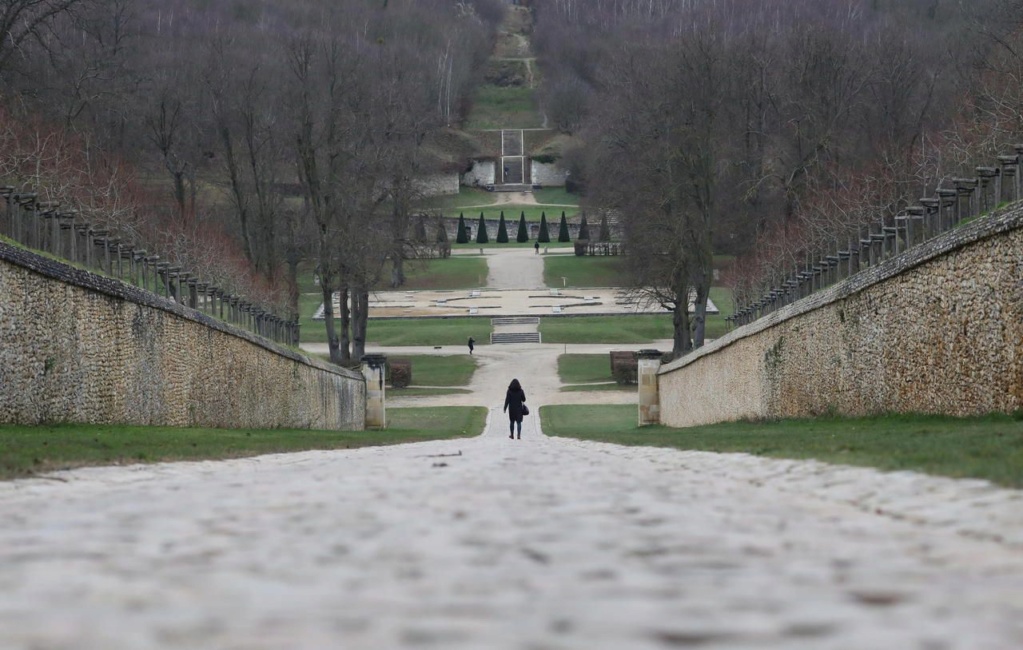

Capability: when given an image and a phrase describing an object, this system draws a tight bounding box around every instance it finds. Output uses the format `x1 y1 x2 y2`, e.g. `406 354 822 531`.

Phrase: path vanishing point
1 247 1022 649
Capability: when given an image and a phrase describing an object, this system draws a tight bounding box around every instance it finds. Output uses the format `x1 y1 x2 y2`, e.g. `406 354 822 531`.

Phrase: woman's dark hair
508 378 521 391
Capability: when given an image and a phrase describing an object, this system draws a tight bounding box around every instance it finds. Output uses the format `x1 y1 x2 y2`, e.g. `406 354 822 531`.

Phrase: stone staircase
491 316 541 344
491 331 541 344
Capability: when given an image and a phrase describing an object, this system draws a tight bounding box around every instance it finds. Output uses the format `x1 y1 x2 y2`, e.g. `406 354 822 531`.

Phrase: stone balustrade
730 147 1023 329
1 191 298 346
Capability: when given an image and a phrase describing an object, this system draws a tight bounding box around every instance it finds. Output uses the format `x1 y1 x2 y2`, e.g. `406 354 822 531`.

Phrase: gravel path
1 416 1020 649
486 247 546 290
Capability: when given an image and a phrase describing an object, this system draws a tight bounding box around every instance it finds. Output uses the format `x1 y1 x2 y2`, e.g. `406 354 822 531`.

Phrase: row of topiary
454 211 607 245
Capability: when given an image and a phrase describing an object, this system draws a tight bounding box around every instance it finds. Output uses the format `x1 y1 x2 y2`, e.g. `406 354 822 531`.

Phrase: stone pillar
361 354 387 430
637 349 662 426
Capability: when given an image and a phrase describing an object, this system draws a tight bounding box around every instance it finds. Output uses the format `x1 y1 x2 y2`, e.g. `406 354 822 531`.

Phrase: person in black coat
503 378 527 439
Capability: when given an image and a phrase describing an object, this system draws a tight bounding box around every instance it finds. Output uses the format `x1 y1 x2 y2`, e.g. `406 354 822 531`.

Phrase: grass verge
544 255 626 288
369 317 492 347
389 355 476 387
558 354 613 383
540 314 672 344
560 383 634 393
402 257 488 290
541 405 1023 488
0 407 487 481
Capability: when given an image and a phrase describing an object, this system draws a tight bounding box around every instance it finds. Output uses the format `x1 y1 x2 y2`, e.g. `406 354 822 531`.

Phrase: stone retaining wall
0 241 365 429
658 204 1023 428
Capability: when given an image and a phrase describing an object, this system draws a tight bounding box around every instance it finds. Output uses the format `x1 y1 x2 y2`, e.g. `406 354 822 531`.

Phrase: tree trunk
351 288 369 360
692 284 708 349
390 257 405 288
671 297 692 359
320 280 341 364
338 286 352 364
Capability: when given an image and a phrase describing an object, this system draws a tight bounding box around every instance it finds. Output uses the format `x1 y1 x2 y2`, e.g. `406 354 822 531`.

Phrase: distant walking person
468 336 475 355
534 241 540 254
503 378 528 439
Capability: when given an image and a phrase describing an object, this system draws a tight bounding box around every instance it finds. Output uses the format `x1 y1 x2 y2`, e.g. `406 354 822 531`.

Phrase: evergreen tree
578 213 590 240
516 211 529 242
598 214 611 242
476 213 489 243
558 211 570 242
436 216 448 243
497 211 509 243
456 213 468 243
415 215 428 242
538 212 550 243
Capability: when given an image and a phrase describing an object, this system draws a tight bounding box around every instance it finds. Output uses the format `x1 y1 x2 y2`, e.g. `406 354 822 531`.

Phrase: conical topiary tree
456 213 468 243
436 216 449 243
538 212 550 243
496 211 509 243
516 211 529 242
598 213 611 242
415 215 428 242
476 213 489 244
577 213 590 240
558 211 570 242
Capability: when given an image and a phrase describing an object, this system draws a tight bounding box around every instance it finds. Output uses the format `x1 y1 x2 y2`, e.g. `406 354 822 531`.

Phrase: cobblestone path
1 411 1021 649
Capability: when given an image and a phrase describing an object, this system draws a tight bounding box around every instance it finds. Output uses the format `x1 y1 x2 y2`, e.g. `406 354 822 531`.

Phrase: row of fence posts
0 188 299 346
728 147 1023 329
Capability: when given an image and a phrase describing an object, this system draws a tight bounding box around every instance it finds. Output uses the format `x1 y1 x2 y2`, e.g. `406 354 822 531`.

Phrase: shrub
388 358 413 388
558 212 570 242
598 214 611 242
436 216 449 243
609 351 638 384
456 213 468 243
516 212 529 242
577 213 590 240
538 212 550 242
497 211 509 243
574 239 589 256
476 213 489 243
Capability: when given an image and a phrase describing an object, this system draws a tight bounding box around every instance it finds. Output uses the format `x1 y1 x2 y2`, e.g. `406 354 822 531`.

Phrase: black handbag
521 405 530 416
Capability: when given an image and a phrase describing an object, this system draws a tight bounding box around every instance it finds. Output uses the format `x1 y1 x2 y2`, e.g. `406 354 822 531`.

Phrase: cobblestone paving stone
1 410 1021 649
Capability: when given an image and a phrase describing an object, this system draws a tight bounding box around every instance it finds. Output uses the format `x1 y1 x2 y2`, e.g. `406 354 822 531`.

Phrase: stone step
490 332 541 345
492 316 539 326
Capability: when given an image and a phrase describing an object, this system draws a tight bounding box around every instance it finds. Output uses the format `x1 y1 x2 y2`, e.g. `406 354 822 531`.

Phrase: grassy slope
0 407 487 481
542 405 1023 488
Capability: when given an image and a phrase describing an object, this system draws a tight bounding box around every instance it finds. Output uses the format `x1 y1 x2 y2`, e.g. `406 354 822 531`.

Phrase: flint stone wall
0 242 365 429
658 204 1023 428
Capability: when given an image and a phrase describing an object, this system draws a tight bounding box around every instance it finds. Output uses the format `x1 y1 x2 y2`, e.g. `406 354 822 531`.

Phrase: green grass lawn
416 187 500 212
0 407 487 481
369 317 492 347
388 355 476 386
464 86 543 130
540 314 673 344
558 354 613 383
402 257 488 290
541 405 1023 488
544 255 627 288
532 187 581 205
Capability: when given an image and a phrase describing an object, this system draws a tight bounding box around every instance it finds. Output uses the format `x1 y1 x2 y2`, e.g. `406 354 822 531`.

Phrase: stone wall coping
660 201 1023 376
0 240 362 383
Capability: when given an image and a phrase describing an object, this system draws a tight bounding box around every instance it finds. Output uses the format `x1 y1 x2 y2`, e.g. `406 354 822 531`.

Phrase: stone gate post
637 349 663 426
361 354 387 430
